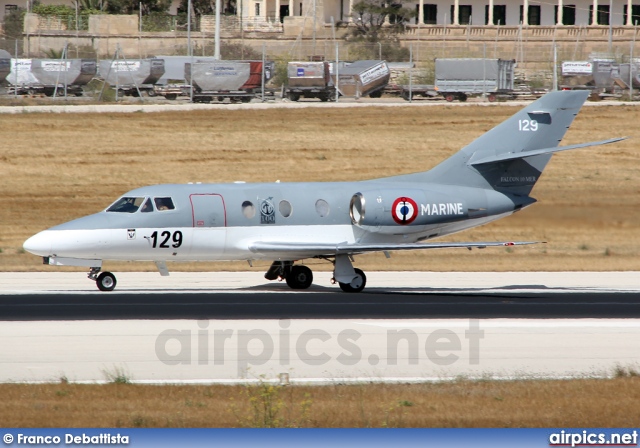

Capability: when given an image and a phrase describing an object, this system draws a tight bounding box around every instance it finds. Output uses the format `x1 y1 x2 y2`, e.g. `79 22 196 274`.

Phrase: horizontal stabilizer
249 240 541 257
470 137 626 166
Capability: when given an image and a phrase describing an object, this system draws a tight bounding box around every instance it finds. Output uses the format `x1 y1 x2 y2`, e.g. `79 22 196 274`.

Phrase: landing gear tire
285 265 313 289
96 272 117 291
338 268 366 293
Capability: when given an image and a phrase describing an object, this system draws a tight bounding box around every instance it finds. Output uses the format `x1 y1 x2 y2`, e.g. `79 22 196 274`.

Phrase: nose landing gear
88 267 117 292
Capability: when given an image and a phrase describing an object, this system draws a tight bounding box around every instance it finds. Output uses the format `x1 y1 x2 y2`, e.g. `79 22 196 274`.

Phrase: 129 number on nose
150 230 183 248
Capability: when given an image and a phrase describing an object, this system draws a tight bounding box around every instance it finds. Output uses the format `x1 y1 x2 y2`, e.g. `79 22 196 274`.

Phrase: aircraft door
189 193 227 259
190 194 226 227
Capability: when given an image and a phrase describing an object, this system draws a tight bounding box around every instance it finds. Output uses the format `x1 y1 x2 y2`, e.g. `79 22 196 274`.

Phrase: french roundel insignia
392 197 418 225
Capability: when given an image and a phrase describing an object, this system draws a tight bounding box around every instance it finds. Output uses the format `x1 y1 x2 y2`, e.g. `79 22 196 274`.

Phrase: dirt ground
2 377 640 427
2 103 639 273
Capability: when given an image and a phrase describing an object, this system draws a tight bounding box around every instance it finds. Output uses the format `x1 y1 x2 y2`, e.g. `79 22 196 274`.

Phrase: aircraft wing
248 240 541 258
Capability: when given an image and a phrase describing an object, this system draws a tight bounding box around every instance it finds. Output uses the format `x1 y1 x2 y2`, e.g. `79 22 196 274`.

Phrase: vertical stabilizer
389 90 590 195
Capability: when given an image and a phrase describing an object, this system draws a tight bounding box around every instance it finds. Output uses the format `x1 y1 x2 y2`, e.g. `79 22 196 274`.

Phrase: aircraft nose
23 231 53 256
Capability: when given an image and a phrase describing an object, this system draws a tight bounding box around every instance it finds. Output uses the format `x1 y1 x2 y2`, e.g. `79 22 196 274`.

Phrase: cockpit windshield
107 197 146 213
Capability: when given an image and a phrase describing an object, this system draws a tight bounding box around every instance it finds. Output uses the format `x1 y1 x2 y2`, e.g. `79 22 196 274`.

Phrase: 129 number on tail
150 230 183 248
518 119 538 131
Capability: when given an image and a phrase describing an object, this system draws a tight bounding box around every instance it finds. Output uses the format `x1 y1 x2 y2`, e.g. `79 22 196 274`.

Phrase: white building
2 0 639 27
227 0 640 26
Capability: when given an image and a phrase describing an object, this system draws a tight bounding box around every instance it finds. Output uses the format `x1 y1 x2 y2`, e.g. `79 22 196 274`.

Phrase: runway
3 291 640 320
2 271 640 320
1 272 640 384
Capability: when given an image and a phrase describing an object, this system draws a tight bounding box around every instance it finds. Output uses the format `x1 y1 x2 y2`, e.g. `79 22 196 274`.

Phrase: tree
177 0 213 16
349 0 415 41
73 0 107 11
105 0 170 15
2 7 26 40
177 0 236 17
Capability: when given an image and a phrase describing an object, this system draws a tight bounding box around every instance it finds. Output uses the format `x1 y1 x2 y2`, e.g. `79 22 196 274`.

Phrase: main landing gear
264 262 313 289
263 255 367 293
88 267 117 292
337 268 366 293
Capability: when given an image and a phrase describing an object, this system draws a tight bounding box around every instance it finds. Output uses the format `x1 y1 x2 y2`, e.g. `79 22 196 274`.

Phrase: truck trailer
152 56 221 99
98 58 166 98
434 58 516 102
186 60 273 103
560 59 630 100
285 61 335 101
6 58 96 96
334 60 390 98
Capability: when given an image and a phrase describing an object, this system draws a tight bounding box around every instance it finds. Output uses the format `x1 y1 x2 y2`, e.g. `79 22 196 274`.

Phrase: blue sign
297 68 305 76
1 428 638 447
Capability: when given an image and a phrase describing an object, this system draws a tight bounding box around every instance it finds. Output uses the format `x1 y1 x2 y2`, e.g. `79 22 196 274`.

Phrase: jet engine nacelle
349 189 469 234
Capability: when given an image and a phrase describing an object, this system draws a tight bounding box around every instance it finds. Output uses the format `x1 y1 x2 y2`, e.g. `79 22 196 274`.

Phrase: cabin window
315 199 330 217
140 198 154 213
107 197 145 213
154 197 175 211
242 201 256 219
279 200 293 218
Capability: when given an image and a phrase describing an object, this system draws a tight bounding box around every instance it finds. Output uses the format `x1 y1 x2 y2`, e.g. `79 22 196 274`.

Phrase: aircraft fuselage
24 180 529 265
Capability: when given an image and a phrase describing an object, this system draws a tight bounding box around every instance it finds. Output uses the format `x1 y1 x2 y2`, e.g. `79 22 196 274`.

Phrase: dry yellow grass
2 378 640 427
1 104 640 273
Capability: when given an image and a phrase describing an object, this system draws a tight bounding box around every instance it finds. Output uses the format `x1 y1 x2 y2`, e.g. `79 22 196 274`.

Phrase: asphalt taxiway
1 272 639 383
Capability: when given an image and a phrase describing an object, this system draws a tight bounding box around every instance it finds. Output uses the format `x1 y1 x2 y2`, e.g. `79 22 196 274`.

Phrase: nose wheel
88 268 117 291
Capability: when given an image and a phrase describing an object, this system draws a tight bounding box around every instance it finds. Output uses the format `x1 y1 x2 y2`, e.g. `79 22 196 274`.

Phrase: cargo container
6 58 96 96
152 56 219 99
618 61 640 88
560 59 628 99
152 56 220 84
434 58 515 102
98 58 165 97
334 60 390 98
186 60 273 103
285 61 335 101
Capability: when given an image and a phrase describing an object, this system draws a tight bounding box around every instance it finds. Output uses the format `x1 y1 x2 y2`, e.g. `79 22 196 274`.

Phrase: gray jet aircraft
23 90 622 292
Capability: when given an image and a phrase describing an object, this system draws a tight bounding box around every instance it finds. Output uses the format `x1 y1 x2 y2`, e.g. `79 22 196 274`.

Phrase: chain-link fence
3 17 640 100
